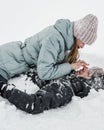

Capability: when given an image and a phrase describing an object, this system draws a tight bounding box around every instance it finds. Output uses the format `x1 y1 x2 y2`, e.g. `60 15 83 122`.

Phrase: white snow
0 0 104 129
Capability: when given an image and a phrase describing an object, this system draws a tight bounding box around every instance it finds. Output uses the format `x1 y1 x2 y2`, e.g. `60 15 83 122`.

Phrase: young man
0 66 103 114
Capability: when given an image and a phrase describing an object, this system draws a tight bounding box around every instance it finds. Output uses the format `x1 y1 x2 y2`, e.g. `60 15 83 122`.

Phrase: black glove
26 70 50 89
76 85 91 98
70 77 91 98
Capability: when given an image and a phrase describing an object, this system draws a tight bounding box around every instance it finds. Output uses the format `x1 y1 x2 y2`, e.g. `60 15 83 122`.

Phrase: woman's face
76 39 85 48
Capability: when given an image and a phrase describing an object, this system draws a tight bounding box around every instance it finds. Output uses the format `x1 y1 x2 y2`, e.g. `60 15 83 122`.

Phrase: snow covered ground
0 0 104 129
0 53 104 130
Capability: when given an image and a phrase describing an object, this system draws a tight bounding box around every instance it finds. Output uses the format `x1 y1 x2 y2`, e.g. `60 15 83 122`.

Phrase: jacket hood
54 19 74 50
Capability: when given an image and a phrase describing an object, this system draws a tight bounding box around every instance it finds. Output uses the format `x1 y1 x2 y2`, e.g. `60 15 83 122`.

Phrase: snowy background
0 0 104 130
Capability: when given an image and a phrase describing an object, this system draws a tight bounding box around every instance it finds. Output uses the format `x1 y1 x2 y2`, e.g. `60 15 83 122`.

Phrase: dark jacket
1 70 91 114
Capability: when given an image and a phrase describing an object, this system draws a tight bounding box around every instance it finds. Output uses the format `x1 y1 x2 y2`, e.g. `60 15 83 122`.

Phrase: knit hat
89 67 104 77
74 14 98 45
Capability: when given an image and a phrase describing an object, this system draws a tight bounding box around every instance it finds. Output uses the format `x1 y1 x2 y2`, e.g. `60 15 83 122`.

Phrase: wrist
70 64 74 70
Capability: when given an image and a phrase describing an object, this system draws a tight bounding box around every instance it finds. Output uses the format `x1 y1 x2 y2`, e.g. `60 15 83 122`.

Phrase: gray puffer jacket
0 19 74 80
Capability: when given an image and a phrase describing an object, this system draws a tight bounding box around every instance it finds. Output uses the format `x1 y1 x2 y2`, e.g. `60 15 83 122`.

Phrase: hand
76 86 91 98
70 60 89 71
70 75 91 98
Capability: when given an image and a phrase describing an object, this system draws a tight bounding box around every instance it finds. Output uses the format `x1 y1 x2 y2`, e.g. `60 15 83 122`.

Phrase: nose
81 43 85 48
79 45 84 48
81 45 84 48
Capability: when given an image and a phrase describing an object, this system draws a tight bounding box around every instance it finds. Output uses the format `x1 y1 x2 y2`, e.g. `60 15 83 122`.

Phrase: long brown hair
65 37 79 63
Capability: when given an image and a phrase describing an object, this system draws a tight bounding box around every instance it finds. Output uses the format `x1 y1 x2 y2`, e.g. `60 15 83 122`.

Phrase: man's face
76 68 90 78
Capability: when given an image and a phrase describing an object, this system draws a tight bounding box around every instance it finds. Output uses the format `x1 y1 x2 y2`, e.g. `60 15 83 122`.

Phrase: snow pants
0 70 90 114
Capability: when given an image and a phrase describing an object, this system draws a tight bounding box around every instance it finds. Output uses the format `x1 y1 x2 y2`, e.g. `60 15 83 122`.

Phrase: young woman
0 14 98 85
